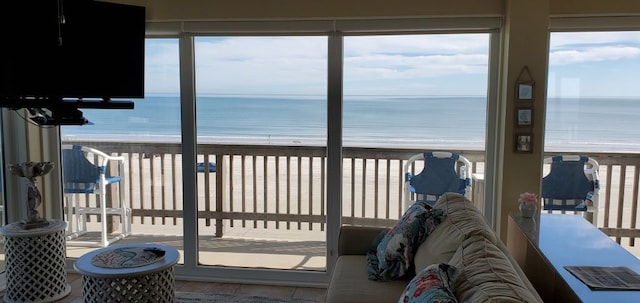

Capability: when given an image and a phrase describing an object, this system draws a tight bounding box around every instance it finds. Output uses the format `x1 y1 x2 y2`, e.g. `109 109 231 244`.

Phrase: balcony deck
64 221 326 271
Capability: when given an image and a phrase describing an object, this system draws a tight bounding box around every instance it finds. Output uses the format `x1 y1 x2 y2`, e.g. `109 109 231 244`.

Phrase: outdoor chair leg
100 189 109 247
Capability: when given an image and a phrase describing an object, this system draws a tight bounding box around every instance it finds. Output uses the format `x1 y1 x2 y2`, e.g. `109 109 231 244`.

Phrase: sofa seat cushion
449 235 540 303
414 193 497 271
327 255 408 303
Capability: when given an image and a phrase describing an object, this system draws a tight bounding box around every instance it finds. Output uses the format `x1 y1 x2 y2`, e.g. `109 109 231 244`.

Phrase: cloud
345 34 489 56
550 46 640 65
550 32 640 48
549 32 640 66
198 35 488 95
346 54 488 78
145 40 181 94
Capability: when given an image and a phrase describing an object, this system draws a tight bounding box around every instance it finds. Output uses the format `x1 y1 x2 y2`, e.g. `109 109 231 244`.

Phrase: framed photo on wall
517 82 534 101
515 133 533 153
516 107 533 126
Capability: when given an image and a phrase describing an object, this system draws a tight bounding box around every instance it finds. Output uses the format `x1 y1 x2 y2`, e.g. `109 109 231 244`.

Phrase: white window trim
147 17 502 36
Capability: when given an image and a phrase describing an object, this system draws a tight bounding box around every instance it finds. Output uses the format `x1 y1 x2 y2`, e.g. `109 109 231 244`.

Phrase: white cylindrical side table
0 219 70 303
74 243 180 303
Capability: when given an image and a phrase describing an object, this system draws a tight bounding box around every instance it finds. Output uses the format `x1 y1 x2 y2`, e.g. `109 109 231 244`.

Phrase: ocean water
61 95 640 152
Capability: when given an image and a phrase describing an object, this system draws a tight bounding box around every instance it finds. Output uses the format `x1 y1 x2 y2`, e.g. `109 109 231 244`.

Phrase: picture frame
515 133 533 153
516 107 533 126
517 82 534 100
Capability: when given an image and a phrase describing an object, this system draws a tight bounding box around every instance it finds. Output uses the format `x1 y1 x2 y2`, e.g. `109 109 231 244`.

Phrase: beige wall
551 0 640 16
498 0 549 240
110 0 640 21
96 0 640 240
123 0 505 20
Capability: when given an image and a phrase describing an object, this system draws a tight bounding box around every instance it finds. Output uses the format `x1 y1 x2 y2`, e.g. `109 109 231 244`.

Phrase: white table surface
74 243 180 277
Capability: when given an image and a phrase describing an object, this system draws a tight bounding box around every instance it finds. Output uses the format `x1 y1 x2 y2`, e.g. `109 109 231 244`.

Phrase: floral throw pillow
366 201 445 281
398 263 459 303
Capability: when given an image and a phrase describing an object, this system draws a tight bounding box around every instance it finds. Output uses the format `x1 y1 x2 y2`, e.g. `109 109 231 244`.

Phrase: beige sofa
326 193 543 303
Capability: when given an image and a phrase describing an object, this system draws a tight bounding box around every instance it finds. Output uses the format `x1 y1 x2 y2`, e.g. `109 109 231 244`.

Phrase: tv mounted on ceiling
0 0 145 124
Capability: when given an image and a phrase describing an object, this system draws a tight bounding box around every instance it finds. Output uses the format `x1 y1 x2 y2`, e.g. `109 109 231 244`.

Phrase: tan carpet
176 291 316 303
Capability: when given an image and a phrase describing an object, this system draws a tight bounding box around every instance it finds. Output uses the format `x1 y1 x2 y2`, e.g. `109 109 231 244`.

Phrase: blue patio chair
197 162 217 173
62 144 131 247
403 151 472 210
541 155 600 224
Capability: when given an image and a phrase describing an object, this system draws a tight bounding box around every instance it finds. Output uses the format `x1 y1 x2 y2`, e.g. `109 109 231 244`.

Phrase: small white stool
0 219 70 303
74 243 180 303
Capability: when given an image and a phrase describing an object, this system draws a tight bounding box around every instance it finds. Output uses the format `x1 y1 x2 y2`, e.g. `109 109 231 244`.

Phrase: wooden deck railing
62 141 640 245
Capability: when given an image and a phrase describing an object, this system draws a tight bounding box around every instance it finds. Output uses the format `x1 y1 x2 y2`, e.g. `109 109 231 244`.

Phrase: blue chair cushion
409 152 466 197
63 176 121 194
63 146 100 194
542 155 594 211
62 145 123 193
63 183 97 194
104 176 122 184
197 162 217 173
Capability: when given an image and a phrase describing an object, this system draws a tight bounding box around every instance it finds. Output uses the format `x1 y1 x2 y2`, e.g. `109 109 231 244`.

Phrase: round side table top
0 219 67 237
74 243 180 277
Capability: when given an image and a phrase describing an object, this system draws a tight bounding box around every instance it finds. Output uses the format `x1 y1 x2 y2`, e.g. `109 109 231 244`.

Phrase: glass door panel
194 36 328 270
546 32 640 255
61 38 184 262
342 33 490 224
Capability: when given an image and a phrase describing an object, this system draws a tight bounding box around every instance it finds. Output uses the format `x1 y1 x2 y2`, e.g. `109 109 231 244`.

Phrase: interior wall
550 0 640 16
496 0 549 240
108 0 640 21
131 0 505 20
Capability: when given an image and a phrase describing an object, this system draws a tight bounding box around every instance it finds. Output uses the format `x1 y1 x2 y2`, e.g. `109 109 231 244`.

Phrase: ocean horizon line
142 93 640 100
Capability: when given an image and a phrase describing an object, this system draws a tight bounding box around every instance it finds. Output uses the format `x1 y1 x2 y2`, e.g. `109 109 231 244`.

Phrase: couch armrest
338 225 388 256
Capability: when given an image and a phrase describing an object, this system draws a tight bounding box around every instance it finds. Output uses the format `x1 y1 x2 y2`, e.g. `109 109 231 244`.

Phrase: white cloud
145 40 181 94
145 35 490 95
550 32 640 49
549 46 640 65
345 34 489 56
346 53 488 78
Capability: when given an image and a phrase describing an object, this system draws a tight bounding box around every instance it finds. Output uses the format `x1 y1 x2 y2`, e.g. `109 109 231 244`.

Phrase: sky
143 31 640 98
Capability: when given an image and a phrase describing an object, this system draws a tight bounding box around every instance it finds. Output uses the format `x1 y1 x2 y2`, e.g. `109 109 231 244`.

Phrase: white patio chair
62 144 131 247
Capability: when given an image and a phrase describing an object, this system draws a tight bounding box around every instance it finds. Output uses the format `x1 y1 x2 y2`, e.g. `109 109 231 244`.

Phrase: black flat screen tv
0 0 145 100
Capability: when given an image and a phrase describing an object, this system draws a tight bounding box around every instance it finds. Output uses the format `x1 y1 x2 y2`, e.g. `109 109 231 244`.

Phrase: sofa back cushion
449 235 540 302
414 193 497 271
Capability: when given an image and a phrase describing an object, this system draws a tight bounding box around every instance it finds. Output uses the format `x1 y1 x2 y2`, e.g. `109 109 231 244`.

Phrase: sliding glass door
546 31 640 254
60 38 184 262
193 36 328 270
